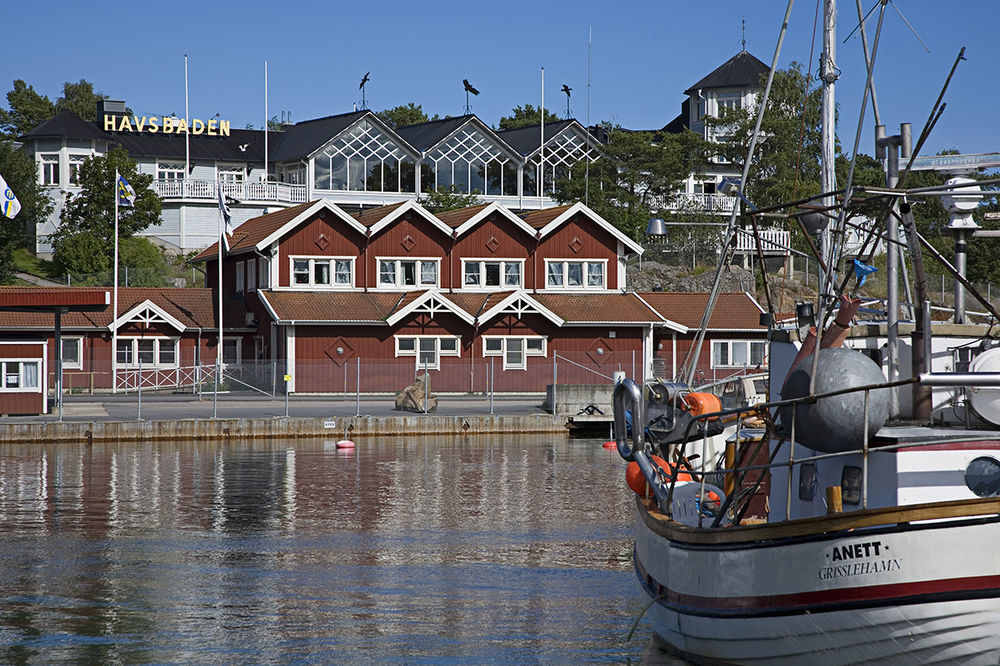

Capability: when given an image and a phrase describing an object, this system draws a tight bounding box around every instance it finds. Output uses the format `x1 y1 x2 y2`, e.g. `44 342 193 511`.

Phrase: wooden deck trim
639 496 1000 545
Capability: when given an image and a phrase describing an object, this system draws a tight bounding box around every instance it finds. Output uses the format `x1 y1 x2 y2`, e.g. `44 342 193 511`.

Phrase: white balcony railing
152 179 307 204
733 228 789 255
652 193 738 215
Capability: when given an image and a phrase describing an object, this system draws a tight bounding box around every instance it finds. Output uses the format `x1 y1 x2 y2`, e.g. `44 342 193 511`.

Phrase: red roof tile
353 202 408 228
191 201 318 262
435 204 492 229
520 204 574 229
261 291 405 322
534 293 663 324
637 292 765 330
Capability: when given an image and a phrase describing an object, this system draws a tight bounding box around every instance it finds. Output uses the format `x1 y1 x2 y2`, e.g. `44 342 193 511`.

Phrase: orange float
683 391 722 416
626 454 693 497
602 440 616 449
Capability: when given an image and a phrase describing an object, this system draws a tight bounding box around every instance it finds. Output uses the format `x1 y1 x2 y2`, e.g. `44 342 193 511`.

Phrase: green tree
0 139 52 282
0 80 55 137
554 127 709 239
419 185 483 213
51 145 161 276
498 104 561 130
377 103 439 130
55 80 105 120
119 237 168 286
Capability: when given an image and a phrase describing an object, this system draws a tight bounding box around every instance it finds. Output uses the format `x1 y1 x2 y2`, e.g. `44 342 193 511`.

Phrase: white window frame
115 337 180 368
543 259 608 290
377 257 439 290
39 154 59 186
711 340 767 369
288 256 355 289
394 335 461 371
68 155 86 186
218 163 245 183
157 161 185 180
482 335 547 370
60 337 83 370
247 258 257 292
0 359 42 392
236 260 245 294
461 258 524 290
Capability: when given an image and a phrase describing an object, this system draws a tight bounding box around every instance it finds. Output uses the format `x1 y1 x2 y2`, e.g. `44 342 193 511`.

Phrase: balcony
652 193 738 215
152 179 307 204
733 228 789 255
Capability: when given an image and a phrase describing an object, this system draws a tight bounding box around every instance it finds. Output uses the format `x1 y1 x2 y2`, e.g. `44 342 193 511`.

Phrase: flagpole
113 169 119 394
540 66 545 199
264 61 269 184
215 183 222 418
184 55 190 180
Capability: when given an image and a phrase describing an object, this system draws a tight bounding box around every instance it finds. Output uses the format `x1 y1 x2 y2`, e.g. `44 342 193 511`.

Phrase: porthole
965 456 1000 497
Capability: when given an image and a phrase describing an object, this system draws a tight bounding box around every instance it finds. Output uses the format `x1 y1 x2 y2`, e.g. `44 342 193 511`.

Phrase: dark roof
20 111 106 141
395 115 475 151
662 99 690 134
270 110 370 162
684 51 769 95
496 119 577 156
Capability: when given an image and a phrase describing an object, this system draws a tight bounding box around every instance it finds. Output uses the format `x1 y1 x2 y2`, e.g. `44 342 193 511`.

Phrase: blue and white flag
218 183 234 252
0 171 20 219
116 173 136 207
853 259 878 287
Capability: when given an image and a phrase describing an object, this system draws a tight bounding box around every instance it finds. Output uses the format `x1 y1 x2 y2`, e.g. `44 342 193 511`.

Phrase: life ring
626 454 694 497
336 439 356 449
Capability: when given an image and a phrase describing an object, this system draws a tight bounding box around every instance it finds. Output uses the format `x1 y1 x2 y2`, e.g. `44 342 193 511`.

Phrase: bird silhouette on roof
463 79 479 96
359 72 370 90
561 84 572 97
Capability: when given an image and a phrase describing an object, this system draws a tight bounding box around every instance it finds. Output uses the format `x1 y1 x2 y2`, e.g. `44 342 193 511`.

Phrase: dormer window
378 258 438 289
545 260 606 290
462 259 522 289
290 256 354 288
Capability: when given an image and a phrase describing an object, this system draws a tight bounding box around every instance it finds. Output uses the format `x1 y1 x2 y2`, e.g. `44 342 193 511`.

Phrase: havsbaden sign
103 114 231 136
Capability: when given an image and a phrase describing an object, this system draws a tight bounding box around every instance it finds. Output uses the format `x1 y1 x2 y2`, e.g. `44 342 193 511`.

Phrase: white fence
152 179 307 204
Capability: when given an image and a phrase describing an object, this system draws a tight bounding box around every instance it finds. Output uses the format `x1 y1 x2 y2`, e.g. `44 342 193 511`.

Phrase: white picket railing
152 179 307 204
115 364 216 393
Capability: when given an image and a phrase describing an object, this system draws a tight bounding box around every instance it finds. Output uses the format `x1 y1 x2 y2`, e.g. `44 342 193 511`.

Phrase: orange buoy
626 455 693 497
336 439 356 449
602 440 616 449
683 391 722 416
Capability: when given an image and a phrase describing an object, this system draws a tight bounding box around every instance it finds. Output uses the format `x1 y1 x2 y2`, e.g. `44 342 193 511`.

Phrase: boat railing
616 371 1000 528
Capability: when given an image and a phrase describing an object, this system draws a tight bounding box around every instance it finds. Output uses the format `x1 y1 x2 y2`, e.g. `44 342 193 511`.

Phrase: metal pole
819 0 838 294
884 126 900 418
490 356 495 415
423 358 428 414
137 355 142 421
862 390 870 510
272 361 276 398
355 357 360 417
284 375 289 418
552 353 558 415
955 229 969 324
55 309 63 421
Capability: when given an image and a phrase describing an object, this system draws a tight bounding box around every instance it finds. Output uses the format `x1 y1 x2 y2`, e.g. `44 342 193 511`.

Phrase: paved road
6 392 558 424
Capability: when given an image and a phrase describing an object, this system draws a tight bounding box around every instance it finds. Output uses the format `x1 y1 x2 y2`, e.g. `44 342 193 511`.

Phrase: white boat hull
635 503 1000 664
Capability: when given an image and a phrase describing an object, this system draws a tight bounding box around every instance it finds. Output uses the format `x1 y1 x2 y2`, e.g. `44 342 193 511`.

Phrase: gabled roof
397 115 519 158
477 290 564 327
495 119 579 157
112 299 187 332
436 202 537 239
637 291 766 330
684 51 769 95
190 200 365 262
521 202 644 255
258 290 403 324
20 111 106 142
535 293 683 329
662 98 690 134
271 110 418 162
364 200 453 238
0 288 219 330
384 290 476 326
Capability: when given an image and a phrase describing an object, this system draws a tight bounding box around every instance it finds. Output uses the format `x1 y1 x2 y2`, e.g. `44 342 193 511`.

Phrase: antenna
741 16 746 51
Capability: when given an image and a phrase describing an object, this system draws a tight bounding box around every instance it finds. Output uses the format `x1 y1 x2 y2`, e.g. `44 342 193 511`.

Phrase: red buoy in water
602 441 616 449
336 439 356 449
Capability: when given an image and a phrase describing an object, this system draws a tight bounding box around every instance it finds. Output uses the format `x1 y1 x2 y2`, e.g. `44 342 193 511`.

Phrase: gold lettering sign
103 114 231 137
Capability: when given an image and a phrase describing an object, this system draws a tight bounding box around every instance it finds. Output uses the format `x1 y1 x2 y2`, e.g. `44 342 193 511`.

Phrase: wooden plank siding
534 212 622 290
276 211 366 287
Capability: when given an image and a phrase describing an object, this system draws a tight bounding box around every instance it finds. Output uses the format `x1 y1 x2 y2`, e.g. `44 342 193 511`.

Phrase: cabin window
157 162 185 180
482 336 546 370
841 466 863 506
462 260 523 289
0 360 40 391
378 259 438 289
798 463 818 501
544 260 607 290
40 154 59 186
394 335 460 371
965 457 1000 497
61 338 83 370
115 338 179 368
289 257 354 288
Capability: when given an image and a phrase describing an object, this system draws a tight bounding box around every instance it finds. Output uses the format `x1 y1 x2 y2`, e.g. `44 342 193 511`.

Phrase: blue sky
3 1 996 158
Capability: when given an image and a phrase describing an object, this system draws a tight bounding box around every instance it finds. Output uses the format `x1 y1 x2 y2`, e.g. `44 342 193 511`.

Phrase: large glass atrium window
313 120 416 193
422 125 516 196
523 126 597 197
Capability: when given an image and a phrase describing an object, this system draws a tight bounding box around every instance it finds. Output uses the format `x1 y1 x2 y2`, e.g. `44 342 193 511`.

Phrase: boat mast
819 0 838 295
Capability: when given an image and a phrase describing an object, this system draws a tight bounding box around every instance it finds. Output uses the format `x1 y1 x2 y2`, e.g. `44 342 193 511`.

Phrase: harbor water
0 434 672 663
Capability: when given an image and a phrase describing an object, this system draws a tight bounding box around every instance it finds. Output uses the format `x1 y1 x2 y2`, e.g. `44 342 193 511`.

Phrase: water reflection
0 435 658 662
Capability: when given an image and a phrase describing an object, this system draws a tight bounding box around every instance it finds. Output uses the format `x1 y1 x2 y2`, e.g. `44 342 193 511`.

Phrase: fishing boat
613 3 1000 663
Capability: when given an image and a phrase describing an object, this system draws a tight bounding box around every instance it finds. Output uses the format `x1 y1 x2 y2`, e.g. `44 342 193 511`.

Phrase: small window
464 263 480 286
504 263 520 287
965 457 1000 497
236 261 245 293
439 338 458 354
587 263 604 287
258 257 270 288
841 466 863 506
40 155 59 186
420 261 437 286
69 155 86 185
799 463 818 501
401 262 417 286
158 340 176 365
137 339 155 365
247 259 257 292
506 338 524 369
293 260 309 284
485 339 503 354
567 262 583 287
223 338 241 364
4 362 20 388
334 260 351 285
484 262 501 286
417 338 436 367
397 337 415 353
116 340 133 365
526 338 544 354
61 338 82 369
547 262 564 287
380 260 396 285
314 261 330 285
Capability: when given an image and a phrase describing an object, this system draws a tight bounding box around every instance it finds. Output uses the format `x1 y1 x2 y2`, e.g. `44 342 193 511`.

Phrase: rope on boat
626 593 665 642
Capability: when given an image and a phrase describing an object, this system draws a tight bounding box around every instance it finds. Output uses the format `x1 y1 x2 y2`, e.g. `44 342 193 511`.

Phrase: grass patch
12 248 61 280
